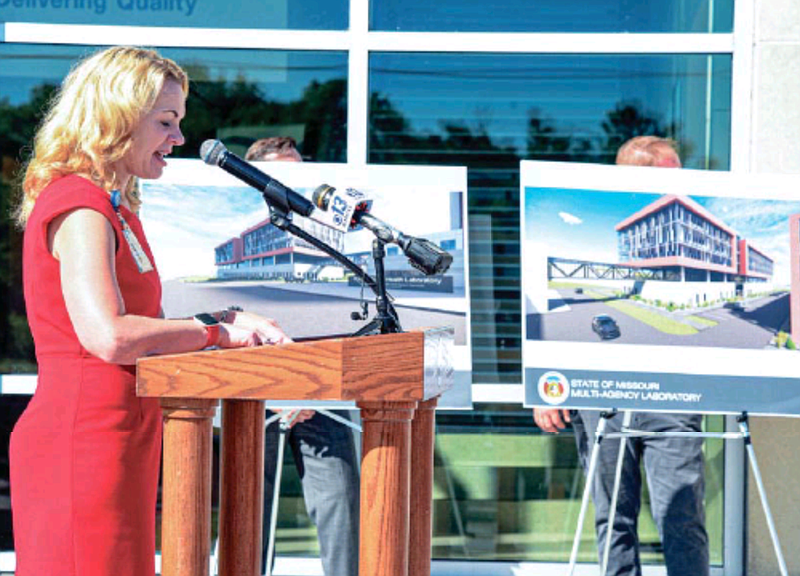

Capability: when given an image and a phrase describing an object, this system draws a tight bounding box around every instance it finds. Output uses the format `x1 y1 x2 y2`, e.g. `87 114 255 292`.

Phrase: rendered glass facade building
616 195 773 282
215 217 344 278
214 217 466 289
215 237 242 269
215 190 465 283
738 240 773 280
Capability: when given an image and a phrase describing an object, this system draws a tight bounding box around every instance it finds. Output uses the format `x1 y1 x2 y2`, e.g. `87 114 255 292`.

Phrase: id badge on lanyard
111 190 154 274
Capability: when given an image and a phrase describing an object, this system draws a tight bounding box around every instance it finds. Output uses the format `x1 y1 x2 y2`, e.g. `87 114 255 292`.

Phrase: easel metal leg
265 426 287 576
738 414 789 576
567 413 610 576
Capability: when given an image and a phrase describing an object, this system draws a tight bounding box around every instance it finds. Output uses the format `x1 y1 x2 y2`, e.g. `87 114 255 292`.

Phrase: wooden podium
137 327 453 576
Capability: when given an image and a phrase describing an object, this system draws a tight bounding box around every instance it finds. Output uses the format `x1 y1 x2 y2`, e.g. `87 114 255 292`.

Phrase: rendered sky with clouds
525 187 800 286
140 180 456 281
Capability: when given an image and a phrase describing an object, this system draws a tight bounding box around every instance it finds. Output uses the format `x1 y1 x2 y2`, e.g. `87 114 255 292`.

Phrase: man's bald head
616 136 681 168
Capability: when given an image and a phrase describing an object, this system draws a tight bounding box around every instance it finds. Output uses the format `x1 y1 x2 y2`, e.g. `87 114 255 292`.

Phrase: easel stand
566 410 788 576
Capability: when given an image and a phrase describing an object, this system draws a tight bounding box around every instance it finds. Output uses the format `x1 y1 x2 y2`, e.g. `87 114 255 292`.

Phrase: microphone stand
351 238 401 336
267 206 402 336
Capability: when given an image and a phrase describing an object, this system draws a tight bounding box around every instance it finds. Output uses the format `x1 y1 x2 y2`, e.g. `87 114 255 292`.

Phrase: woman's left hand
225 310 292 346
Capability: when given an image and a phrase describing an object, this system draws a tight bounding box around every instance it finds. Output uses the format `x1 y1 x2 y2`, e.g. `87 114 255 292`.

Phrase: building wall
789 215 800 345
638 280 738 306
748 0 800 573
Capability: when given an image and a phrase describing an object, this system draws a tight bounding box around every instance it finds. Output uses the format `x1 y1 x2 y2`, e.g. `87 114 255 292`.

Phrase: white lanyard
110 190 154 274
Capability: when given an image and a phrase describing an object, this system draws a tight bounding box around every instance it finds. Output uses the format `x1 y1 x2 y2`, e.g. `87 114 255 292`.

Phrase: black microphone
312 184 454 276
200 139 314 217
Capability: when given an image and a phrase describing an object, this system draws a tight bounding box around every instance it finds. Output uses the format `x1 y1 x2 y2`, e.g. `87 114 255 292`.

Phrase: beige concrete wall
747 418 800 574
747 0 800 573
752 0 800 173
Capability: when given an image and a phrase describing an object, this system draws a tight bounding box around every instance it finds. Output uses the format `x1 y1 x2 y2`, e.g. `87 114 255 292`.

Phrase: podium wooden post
409 397 438 576
159 398 217 576
137 327 453 576
218 399 266 576
358 400 415 576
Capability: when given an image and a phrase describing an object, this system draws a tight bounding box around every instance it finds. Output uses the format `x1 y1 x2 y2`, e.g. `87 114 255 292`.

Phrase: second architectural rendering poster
522 160 800 416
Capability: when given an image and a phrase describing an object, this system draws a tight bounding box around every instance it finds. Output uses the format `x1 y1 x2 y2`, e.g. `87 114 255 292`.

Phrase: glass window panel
161 48 348 162
371 0 733 33
370 53 731 173
0 0 347 30
369 52 730 564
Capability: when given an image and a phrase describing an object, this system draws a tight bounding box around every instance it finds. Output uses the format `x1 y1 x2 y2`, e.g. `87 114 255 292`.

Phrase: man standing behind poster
533 136 709 576
246 137 360 576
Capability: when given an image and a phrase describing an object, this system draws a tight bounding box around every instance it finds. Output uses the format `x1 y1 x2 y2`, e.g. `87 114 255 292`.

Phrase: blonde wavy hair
15 46 189 227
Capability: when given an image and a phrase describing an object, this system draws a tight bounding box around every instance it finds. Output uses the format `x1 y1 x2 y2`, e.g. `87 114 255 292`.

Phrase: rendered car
592 314 620 339
575 287 584 294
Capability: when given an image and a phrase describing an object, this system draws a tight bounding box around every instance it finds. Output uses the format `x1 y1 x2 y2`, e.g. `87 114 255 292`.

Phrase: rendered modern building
738 238 774 280
215 215 345 280
616 194 773 283
614 194 773 308
214 214 466 290
616 194 737 281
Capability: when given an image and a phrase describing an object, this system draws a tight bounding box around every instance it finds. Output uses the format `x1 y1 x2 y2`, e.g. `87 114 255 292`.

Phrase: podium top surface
137 327 453 403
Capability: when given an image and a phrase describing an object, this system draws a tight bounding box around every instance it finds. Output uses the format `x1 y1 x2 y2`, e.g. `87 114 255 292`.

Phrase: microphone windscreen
200 139 226 165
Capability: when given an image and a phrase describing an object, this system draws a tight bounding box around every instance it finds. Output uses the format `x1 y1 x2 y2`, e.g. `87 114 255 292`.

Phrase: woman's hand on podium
217 311 292 348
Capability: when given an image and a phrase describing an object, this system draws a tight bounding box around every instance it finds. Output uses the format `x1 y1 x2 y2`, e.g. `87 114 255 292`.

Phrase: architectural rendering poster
521 160 800 416
140 159 471 408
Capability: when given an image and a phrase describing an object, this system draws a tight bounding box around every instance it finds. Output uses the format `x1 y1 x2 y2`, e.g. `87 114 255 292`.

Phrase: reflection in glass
158 48 348 162
370 53 731 172
371 0 733 33
425 403 725 563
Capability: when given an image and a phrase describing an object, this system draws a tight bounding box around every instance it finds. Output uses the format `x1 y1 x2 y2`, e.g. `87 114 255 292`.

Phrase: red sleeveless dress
10 175 163 576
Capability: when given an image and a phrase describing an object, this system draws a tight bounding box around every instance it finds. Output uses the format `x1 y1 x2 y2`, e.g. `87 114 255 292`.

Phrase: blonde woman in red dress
11 46 290 576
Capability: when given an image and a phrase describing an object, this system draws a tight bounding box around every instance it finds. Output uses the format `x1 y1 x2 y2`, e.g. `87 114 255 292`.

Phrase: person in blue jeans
533 136 709 576
246 137 360 576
